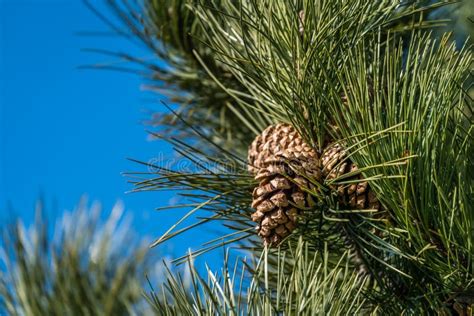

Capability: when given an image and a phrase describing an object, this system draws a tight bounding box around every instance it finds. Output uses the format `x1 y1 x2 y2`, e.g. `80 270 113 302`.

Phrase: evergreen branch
322 30 473 309
104 0 474 312
91 0 267 154
0 199 152 315
147 239 374 315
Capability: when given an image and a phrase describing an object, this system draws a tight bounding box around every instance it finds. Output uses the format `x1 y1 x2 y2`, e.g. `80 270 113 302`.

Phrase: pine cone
248 123 321 246
248 123 318 174
321 142 380 210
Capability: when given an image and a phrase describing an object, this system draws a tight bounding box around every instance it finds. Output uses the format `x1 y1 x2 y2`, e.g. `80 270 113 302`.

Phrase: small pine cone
248 123 321 246
321 142 380 210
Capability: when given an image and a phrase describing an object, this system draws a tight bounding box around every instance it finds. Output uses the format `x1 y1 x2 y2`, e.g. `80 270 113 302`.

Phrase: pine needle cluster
87 0 474 313
78 0 474 313
0 200 151 315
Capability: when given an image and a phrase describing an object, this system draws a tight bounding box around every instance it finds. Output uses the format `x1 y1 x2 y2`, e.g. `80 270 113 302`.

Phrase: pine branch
0 199 151 315
106 0 474 312
321 31 473 309
190 0 457 151
146 239 375 315
87 0 271 154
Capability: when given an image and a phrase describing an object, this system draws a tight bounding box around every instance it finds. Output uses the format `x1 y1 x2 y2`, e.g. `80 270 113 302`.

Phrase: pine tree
94 0 474 313
76 0 474 314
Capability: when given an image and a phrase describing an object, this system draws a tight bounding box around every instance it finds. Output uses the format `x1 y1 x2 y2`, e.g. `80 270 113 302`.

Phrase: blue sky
0 0 216 259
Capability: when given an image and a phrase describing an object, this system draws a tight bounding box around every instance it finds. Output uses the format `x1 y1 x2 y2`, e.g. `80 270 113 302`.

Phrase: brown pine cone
248 123 321 246
321 142 380 210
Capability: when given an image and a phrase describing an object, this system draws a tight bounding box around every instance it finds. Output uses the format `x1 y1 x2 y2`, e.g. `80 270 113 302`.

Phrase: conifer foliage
1 0 464 314
0 201 150 315
95 0 473 313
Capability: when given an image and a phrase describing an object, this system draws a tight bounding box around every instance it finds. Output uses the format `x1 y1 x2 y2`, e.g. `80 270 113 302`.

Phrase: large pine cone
321 142 380 210
248 123 318 174
248 123 321 246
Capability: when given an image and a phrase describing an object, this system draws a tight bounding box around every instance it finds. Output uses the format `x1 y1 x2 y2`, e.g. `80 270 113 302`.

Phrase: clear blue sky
0 0 216 259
